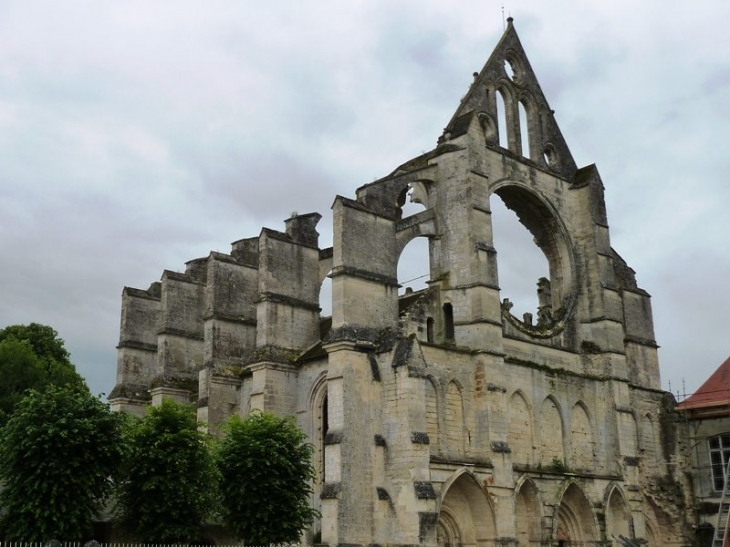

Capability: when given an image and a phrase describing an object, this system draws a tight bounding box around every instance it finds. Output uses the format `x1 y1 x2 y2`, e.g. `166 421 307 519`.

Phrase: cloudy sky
1 1 728 400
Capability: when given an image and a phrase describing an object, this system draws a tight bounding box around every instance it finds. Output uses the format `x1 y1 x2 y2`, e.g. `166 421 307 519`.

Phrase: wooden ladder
715 456 730 547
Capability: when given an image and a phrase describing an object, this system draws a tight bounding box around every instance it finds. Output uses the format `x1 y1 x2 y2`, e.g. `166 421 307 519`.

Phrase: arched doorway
555 483 599 546
438 507 462 547
515 478 541 547
310 377 328 542
438 472 497 547
606 486 632 546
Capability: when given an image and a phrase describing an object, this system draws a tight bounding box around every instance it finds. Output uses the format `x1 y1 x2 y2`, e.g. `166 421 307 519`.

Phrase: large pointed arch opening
396 183 431 297
398 237 430 295
606 486 632 547
515 478 541 547
555 483 599 546
438 472 497 547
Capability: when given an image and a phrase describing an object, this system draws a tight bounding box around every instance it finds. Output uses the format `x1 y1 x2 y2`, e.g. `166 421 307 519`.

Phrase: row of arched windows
495 89 531 159
508 391 661 469
490 57 561 170
425 378 464 454
422 378 661 470
310 374 660 485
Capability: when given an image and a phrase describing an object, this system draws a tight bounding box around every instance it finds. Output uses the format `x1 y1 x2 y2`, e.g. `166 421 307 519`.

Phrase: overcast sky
1 1 728 401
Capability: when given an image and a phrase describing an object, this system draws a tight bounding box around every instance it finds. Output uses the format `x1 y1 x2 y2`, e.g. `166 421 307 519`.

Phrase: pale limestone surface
110 19 694 547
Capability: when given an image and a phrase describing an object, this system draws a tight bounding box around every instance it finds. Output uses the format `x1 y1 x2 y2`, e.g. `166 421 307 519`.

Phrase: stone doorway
555 483 599 546
437 472 496 547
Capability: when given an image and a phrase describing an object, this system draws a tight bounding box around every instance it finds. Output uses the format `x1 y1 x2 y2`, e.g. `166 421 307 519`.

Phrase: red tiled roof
677 356 730 410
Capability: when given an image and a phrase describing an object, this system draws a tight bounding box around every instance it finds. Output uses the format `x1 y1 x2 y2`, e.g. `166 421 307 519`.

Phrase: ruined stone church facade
110 20 693 547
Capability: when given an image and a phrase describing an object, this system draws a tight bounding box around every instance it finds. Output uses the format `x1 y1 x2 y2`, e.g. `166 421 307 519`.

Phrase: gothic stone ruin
110 20 693 547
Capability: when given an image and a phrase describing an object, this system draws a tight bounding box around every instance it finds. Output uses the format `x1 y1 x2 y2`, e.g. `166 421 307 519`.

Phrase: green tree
0 323 86 420
115 399 217 542
0 385 126 541
0 323 71 365
217 411 319 544
0 338 46 418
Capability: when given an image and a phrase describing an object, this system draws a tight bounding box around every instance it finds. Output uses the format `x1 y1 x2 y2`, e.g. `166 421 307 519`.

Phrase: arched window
518 100 530 158
398 237 430 295
619 413 638 457
443 303 454 341
496 89 508 148
425 379 439 452
508 391 533 466
570 402 594 470
445 381 465 455
319 273 332 317
426 317 435 343
540 397 564 466
312 387 329 483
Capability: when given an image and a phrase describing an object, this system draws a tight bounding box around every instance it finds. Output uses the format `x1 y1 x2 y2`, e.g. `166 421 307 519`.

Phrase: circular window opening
491 196 548 324
543 144 559 170
503 54 523 84
490 185 575 337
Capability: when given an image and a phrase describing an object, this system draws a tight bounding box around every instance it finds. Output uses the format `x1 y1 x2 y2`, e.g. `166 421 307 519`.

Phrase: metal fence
0 543 297 547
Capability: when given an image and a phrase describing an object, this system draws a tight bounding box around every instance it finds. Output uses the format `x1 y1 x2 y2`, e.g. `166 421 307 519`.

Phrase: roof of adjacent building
677 356 730 411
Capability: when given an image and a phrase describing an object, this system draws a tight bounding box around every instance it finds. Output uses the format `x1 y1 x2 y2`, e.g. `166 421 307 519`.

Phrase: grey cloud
196 150 341 223
0 0 727 400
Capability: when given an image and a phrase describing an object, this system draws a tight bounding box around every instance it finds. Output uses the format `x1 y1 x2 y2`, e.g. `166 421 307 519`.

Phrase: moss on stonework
207 362 244 377
580 340 602 354
149 374 199 393
653 474 687 510
246 345 300 365
215 364 248 378
505 356 604 382
503 305 571 339
108 383 152 402
550 458 568 473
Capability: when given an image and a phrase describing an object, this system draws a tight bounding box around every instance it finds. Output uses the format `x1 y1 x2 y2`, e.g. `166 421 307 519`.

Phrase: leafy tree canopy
0 385 126 541
0 323 86 420
0 323 71 365
217 411 319 544
115 398 218 543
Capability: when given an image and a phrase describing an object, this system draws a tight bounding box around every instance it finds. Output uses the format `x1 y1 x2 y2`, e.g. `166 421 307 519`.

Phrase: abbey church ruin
110 20 694 546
